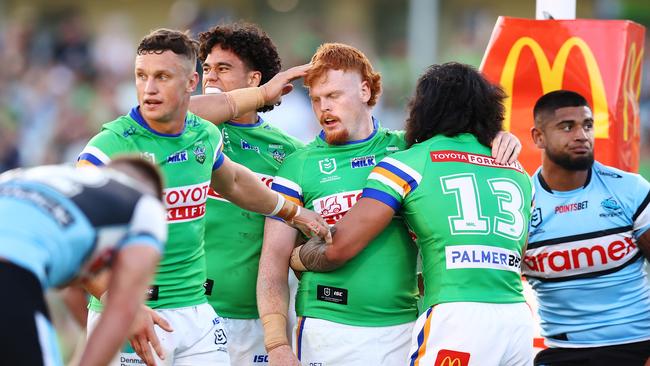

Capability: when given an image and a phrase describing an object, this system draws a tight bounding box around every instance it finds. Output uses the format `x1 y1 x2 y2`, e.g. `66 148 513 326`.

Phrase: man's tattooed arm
289 228 343 272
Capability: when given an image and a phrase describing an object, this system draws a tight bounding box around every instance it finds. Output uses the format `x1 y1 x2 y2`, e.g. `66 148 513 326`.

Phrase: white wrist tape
267 193 285 217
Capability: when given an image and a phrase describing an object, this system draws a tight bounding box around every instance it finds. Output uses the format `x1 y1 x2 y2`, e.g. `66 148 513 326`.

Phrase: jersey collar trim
129 107 187 137
318 117 379 145
537 166 592 194
225 116 265 128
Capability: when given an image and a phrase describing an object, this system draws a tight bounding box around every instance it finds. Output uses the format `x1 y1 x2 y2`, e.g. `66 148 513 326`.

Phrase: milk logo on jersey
351 155 375 169
167 150 188 164
241 139 260 153
163 181 210 222
523 231 639 280
193 142 207 164
312 190 362 224
445 245 522 273
208 173 273 202
319 158 337 175
141 152 155 163
531 207 542 228
600 197 623 217
268 144 286 163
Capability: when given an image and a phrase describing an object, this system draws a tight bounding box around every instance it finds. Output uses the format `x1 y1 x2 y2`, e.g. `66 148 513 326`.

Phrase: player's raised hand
260 64 311 106
128 305 173 366
268 345 302 366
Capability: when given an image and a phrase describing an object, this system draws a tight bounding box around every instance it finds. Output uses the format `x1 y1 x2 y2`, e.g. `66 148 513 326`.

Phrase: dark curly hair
137 28 198 68
404 62 505 148
198 22 282 113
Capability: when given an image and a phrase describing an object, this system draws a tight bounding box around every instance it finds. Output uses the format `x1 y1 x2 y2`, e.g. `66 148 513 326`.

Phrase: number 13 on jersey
441 173 526 240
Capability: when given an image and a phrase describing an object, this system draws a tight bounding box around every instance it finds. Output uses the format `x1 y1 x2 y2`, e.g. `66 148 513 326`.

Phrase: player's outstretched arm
188 64 310 124
491 131 522 165
211 156 330 242
78 245 160 366
291 198 393 272
257 218 301 366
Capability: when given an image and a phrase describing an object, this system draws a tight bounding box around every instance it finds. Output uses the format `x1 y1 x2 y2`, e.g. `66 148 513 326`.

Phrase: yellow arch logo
439 356 462 366
622 42 644 141
499 36 609 138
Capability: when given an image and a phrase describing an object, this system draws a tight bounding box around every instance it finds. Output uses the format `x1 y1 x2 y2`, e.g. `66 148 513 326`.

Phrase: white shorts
287 270 299 335
222 317 267 365
408 302 533 366
87 303 230 366
293 317 414 366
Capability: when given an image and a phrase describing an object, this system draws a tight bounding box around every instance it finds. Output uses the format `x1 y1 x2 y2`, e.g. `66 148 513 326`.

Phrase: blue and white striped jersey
524 161 650 347
0 165 167 289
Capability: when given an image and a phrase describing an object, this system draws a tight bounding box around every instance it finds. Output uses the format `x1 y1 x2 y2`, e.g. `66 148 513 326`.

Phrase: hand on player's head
261 63 311 106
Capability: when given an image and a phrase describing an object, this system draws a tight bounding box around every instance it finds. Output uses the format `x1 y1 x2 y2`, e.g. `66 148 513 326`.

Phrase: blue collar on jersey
318 116 379 145
129 106 188 137
538 166 593 194
226 116 265 128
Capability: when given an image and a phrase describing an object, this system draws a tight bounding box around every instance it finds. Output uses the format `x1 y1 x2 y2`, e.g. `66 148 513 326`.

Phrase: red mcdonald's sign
480 17 645 174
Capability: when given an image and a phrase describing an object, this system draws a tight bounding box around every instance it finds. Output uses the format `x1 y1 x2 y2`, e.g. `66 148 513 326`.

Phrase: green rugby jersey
363 133 532 308
78 107 224 309
204 118 303 318
272 119 419 326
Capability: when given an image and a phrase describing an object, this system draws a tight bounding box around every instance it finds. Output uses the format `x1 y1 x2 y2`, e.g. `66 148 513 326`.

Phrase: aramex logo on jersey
312 190 362 225
163 181 210 222
524 233 639 279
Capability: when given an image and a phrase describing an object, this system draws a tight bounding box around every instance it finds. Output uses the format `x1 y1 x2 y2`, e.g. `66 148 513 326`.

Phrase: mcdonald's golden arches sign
480 17 645 174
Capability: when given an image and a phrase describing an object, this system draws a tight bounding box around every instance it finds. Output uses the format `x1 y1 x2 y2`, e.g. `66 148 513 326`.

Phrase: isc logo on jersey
207 173 273 202
312 190 362 225
523 233 638 279
164 182 210 223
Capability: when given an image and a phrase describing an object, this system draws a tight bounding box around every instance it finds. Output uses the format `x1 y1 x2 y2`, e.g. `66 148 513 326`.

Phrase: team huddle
0 21 648 366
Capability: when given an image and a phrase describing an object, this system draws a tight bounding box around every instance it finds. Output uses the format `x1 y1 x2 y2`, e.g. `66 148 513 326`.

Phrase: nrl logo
319 158 337 175
193 142 206 164
530 207 542 228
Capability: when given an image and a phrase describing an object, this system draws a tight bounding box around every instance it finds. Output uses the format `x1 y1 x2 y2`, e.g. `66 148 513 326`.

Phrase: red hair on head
304 43 381 106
